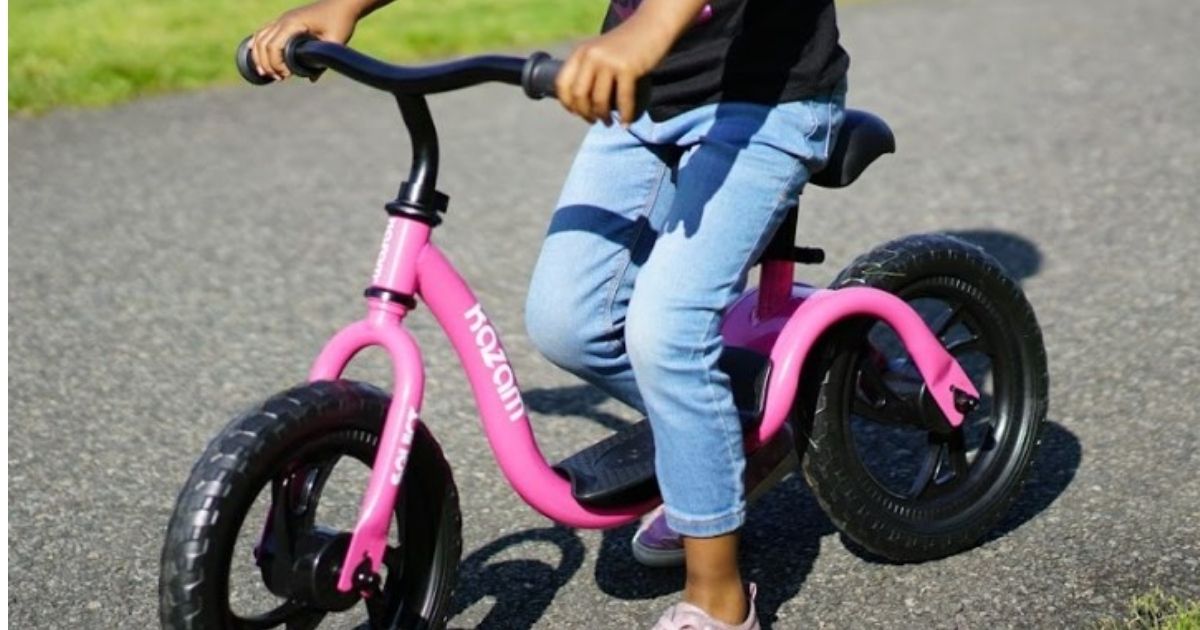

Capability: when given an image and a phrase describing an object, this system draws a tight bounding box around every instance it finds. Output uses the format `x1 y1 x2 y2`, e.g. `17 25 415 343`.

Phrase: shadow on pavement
946 228 1043 281
523 384 636 433
841 419 1081 564
989 420 1081 540
447 525 585 630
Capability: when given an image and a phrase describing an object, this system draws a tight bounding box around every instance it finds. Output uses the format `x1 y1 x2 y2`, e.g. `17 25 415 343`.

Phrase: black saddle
809 109 895 189
756 110 895 266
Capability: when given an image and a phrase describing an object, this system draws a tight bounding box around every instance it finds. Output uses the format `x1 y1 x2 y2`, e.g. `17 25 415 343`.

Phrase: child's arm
556 0 709 126
250 0 392 81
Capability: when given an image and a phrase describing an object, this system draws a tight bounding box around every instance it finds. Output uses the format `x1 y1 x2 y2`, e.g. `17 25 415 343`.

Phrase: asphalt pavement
8 0 1200 626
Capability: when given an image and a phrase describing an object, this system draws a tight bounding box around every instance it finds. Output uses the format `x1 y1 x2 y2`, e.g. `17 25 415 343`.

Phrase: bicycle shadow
522 384 635 433
839 419 1081 564
989 420 1080 539
945 228 1042 282
446 525 586 630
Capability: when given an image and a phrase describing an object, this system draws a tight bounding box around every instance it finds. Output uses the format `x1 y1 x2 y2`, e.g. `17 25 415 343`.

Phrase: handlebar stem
386 94 449 223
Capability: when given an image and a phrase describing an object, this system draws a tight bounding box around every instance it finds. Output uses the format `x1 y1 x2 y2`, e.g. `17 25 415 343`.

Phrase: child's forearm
346 0 395 19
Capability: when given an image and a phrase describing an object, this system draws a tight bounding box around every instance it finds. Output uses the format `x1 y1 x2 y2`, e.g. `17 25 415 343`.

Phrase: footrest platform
552 419 658 507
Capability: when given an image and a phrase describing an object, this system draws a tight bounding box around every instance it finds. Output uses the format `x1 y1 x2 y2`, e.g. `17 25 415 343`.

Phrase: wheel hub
288 527 360 612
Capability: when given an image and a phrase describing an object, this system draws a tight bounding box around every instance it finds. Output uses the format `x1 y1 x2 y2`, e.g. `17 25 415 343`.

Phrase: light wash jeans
525 90 845 537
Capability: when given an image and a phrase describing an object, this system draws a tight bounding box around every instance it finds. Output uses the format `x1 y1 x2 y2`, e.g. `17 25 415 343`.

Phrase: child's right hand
251 0 374 81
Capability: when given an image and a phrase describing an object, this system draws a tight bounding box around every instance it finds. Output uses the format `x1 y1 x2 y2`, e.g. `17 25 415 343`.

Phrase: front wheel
159 380 461 629
799 234 1049 562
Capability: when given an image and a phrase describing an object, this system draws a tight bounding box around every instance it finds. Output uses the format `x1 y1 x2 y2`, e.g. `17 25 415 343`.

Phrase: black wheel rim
219 429 408 629
838 276 1026 524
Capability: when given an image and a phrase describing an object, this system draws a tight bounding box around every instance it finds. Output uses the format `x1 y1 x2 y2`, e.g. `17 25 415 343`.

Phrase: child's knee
524 293 595 375
625 297 688 376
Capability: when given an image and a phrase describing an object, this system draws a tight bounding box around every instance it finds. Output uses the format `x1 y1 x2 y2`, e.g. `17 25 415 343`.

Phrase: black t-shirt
602 0 850 120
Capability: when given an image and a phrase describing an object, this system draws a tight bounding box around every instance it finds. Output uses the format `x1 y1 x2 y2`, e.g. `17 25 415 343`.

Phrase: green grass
9 0 604 114
1097 589 1200 630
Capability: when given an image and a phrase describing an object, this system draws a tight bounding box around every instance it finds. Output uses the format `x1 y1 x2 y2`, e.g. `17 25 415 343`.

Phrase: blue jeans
525 92 845 537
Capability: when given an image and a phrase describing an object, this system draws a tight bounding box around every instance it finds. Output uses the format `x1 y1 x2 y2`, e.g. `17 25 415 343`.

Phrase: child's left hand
556 0 708 126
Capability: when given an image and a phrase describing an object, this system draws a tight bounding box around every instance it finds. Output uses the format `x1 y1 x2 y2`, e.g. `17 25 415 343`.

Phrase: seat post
756 205 798 320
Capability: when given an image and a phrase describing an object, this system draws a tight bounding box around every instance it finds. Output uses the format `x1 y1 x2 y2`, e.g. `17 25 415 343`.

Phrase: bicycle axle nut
951 386 980 415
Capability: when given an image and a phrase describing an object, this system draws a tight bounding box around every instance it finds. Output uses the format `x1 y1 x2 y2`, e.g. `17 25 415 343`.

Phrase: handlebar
233 35 652 224
235 35 648 115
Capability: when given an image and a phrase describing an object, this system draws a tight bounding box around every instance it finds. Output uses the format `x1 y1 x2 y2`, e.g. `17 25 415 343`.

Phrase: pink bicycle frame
310 216 978 593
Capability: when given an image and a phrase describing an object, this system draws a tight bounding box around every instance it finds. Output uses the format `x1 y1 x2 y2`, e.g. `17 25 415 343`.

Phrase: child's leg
528 92 844 626
681 534 747 623
627 98 843 624
525 122 678 410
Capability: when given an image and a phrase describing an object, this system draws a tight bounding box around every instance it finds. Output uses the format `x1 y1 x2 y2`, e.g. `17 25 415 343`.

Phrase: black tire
798 233 1049 563
159 380 462 629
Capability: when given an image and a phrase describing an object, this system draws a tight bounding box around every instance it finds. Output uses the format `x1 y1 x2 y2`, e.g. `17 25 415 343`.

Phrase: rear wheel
159 380 461 629
799 234 1048 562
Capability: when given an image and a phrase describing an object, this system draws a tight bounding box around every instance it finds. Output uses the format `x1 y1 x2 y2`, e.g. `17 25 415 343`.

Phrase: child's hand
251 0 373 81
556 0 708 126
556 25 670 126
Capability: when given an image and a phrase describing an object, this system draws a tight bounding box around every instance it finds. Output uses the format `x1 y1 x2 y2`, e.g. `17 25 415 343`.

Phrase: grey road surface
9 0 1200 626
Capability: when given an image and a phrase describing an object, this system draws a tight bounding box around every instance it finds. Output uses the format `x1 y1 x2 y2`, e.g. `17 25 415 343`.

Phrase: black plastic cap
521 51 653 122
521 51 562 100
236 36 273 85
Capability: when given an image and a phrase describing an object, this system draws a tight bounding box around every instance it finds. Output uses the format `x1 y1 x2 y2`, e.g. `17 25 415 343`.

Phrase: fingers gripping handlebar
236 37 274 85
236 34 325 84
235 36 651 118
521 51 653 117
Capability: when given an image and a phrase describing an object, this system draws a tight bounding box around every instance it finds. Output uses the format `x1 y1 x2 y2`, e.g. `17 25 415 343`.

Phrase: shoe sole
631 536 687 568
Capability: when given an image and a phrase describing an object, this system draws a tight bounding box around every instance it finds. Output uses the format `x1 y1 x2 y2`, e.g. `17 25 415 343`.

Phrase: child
252 0 847 626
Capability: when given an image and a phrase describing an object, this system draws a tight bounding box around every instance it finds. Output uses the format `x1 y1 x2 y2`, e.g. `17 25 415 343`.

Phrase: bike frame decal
462 303 526 422
416 244 658 527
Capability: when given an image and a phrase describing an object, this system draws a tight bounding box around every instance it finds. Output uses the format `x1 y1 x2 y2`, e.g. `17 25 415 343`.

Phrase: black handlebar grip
521 51 562 100
236 36 273 85
521 51 653 122
235 34 325 85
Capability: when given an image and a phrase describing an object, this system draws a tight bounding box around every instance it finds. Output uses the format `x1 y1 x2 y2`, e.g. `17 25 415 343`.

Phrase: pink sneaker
651 583 761 630
632 425 797 568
